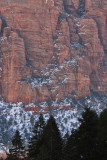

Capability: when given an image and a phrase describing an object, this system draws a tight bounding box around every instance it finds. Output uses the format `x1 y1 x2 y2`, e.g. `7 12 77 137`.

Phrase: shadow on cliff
0 16 7 37
63 0 85 17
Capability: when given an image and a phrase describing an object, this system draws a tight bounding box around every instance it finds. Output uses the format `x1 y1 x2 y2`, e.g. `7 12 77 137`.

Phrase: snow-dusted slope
0 93 107 152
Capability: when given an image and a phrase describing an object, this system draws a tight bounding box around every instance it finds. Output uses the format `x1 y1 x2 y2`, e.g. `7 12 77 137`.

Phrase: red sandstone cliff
0 0 107 104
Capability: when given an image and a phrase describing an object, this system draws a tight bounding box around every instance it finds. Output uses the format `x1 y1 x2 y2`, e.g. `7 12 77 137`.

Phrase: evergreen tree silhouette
6 130 24 160
77 107 98 160
36 115 63 160
64 107 98 160
63 129 79 160
96 109 107 160
28 114 45 160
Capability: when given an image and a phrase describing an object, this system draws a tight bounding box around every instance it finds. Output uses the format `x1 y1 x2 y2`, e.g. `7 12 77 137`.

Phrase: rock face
0 0 107 104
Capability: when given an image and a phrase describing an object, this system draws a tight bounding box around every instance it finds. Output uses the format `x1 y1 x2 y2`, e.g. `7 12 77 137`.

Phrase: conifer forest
4 108 107 160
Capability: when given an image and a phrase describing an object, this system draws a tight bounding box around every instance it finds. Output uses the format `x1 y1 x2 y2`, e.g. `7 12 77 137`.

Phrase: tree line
5 107 107 160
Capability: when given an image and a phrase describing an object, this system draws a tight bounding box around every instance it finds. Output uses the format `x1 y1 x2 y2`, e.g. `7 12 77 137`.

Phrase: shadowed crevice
77 0 85 17
0 16 7 37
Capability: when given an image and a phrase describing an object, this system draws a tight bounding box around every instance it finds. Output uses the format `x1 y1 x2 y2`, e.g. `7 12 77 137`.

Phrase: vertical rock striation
0 0 106 104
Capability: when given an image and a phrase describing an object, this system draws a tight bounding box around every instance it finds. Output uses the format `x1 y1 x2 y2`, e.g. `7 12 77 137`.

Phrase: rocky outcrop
0 0 107 104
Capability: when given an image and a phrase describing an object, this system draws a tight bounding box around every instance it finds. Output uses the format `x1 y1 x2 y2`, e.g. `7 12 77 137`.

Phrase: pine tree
6 130 25 160
96 109 107 160
63 129 80 160
36 115 63 160
28 114 45 160
64 107 98 160
77 107 98 160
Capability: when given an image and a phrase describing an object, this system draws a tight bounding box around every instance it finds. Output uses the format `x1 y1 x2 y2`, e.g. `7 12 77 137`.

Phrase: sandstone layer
0 0 107 104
